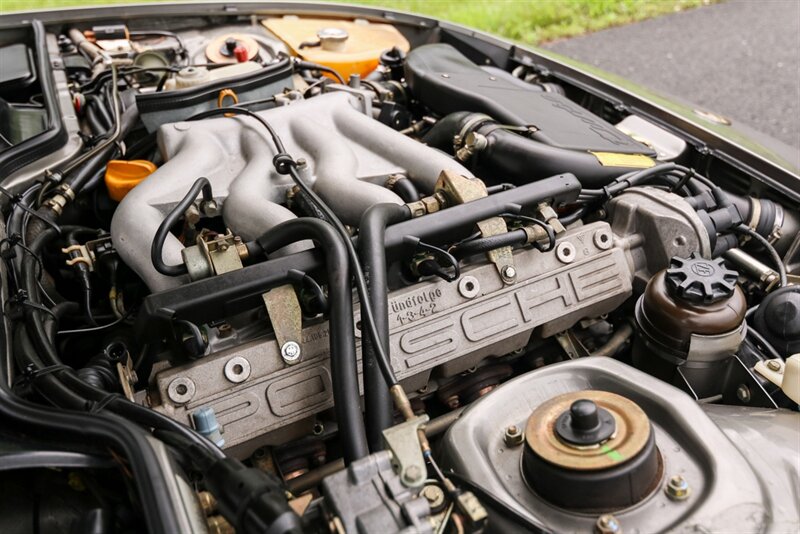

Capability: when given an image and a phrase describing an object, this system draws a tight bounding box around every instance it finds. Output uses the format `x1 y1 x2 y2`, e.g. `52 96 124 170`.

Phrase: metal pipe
424 407 466 438
590 322 634 358
285 458 345 494
723 247 779 289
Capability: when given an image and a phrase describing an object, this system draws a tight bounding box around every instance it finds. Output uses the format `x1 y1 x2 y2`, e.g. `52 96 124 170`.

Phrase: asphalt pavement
544 0 800 148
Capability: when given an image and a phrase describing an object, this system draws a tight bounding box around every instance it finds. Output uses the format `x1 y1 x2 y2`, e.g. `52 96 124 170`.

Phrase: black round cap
753 286 800 357
665 252 738 304
379 46 406 67
222 37 238 56
555 399 616 446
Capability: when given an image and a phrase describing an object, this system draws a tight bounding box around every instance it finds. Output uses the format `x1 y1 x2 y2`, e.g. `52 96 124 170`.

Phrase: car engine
0 9 798 534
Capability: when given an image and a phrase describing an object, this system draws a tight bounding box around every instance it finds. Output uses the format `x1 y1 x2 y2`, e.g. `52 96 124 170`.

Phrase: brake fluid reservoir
262 17 409 79
633 253 746 397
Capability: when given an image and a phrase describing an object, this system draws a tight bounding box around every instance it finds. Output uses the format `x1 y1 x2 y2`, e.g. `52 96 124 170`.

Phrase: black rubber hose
22 105 139 245
80 166 108 193
451 228 528 260
423 111 634 187
87 93 113 130
250 218 369 464
67 103 140 195
85 97 111 133
421 111 471 148
559 206 588 226
1 250 182 533
358 203 411 452
0 341 184 534
284 164 401 389
387 177 420 203
18 226 226 460
151 177 212 277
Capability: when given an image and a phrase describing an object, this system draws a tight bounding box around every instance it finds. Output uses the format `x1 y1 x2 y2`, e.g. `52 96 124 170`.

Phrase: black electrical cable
65 227 102 327
249 218 369 463
500 213 555 251
732 224 788 287
0 361 185 534
283 163 399 386
451 215 554 260
293 59 346 84
410 238 460 282
188 107 288 153
129 30 187 59
151 177 212 277
451 228 528 260
558 205 588 226
745 322 783 361
1 232 185 534
287 269 329 312
18 225 225 460
579 163 678 198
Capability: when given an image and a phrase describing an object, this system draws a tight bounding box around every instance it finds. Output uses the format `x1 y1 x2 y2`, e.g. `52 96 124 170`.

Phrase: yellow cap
104 159 157 201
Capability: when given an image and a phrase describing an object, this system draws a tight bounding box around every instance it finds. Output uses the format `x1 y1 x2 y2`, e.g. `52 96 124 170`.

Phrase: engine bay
0 7 798 534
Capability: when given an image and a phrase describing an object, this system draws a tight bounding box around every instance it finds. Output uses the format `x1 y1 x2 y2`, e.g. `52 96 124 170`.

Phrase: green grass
0 0 712 45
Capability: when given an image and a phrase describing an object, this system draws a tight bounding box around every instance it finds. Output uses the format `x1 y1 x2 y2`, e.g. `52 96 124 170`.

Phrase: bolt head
504 424 524 447
201 199 220 217
403 465 423 484
595 514 621 534
217 323 233 338
281 341 301 364
501 265 517 283
665 475 691 501
736 384 751 403
766 359 782 372
184 205 201 226
420 485 445 508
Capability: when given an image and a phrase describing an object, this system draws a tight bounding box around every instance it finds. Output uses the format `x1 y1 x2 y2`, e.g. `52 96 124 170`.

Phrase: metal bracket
116 353 138 402
202 230 244 275
182 229 247 281
382 415 429 488
434 170 517 284
555 329 590 359
476 216 516 284
262 285 303 365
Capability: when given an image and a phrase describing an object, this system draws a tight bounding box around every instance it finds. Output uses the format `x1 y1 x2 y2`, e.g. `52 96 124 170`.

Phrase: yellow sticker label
590 152 656 168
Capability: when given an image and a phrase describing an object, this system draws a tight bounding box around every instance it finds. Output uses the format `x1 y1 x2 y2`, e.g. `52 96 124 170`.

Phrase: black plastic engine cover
405 43 655 156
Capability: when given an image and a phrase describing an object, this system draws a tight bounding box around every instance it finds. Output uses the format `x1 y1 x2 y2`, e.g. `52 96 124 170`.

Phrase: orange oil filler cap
105 159 157 201
262 17 410 80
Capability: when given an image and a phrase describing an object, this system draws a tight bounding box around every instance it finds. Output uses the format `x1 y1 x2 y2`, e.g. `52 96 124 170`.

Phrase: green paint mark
601 444 624 462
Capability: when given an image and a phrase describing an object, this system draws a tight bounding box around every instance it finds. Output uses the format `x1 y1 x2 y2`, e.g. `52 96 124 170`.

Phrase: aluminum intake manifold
111 91 472 291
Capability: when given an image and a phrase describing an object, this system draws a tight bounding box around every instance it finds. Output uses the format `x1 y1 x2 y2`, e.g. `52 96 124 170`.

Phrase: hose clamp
453 113 494 153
